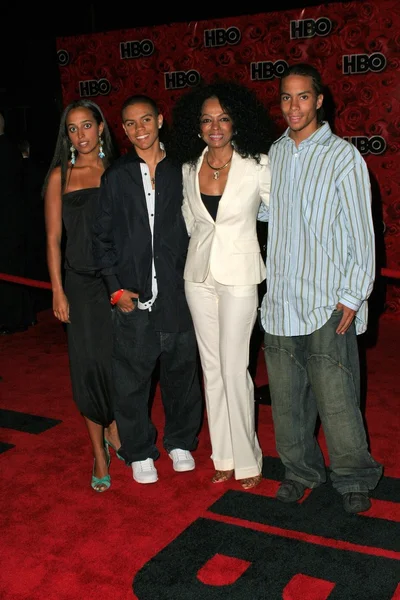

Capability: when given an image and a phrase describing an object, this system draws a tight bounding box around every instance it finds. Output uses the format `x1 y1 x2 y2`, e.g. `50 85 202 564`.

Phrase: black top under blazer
92 150 193 332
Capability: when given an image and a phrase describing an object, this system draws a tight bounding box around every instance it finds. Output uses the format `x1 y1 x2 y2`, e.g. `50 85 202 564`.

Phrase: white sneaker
169 448 195 472
132 458 158 484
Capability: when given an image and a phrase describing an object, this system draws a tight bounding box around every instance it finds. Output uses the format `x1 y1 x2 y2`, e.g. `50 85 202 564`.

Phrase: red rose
288 43 309 62
242 24 265 43
236 44 257 63
307 37 336 59
215 50 235 67
74 53 97 77
340 23 366 49
339 105 370 131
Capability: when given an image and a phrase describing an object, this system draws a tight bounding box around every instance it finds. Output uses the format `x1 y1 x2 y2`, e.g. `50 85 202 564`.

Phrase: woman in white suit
169 81 274 489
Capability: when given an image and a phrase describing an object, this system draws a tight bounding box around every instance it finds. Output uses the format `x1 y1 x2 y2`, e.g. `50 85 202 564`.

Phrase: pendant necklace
150 150 165 186
206 151 233 180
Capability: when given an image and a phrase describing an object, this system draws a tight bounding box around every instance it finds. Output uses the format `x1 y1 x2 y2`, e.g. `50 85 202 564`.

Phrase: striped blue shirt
259 122 375 336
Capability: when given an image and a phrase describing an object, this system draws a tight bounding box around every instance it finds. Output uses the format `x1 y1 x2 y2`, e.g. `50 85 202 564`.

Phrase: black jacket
92 150 194 332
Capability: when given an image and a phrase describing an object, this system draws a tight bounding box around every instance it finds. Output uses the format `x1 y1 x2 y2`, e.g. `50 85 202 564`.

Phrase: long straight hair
42 99 118 196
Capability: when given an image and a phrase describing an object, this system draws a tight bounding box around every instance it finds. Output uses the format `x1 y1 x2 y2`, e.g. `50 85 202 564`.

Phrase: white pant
185 271 263 479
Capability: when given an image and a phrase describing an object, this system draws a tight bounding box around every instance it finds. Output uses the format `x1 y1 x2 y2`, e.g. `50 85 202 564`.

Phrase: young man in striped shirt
258 63 383 514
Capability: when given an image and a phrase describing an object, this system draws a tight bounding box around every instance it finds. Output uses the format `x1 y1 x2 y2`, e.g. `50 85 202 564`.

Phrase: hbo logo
164 70 201 90
204 27 241 48
79 79 111 98
250 60 288 81
343 53 386 74
290 17 332 39
120 39 154 59
344 136 386 155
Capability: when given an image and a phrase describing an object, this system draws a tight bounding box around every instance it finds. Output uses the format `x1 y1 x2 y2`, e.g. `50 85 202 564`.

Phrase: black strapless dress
62 188 114 426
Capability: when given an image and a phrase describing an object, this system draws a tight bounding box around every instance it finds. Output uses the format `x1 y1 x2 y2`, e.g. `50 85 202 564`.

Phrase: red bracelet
110 289 124 305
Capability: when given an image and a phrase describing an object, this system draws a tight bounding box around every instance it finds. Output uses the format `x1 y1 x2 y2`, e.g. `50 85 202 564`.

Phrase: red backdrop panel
56 0 400 317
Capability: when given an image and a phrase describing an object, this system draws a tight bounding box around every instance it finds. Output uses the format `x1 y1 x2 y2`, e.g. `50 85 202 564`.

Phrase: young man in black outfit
92 95 203 484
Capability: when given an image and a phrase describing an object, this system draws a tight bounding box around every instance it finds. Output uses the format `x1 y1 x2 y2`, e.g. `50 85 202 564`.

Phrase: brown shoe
211 469 234 483
240 474 262 490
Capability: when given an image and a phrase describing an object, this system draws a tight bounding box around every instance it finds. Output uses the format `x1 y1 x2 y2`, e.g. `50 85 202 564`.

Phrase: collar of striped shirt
275 121 332 148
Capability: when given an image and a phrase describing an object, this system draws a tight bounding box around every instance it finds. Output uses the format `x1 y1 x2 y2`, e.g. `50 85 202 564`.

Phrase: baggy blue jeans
263 310 383 495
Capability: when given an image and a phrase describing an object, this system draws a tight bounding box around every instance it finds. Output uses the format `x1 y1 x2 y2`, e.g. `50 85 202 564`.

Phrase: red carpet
0 309 399 600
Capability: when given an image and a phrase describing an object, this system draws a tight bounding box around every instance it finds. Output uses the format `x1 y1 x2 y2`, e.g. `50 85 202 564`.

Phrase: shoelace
139 459 154 472
173 449 191 461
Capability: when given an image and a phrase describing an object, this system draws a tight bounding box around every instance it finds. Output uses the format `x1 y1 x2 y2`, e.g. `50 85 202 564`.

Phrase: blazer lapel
190 148 247 222
217 151 246 215
193 148 215 223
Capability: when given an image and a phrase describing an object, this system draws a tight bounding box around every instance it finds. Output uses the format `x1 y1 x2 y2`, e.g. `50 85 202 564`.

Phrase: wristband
110 289 124 305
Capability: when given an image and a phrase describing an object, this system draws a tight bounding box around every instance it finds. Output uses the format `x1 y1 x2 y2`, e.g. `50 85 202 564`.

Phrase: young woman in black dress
43 100 120 492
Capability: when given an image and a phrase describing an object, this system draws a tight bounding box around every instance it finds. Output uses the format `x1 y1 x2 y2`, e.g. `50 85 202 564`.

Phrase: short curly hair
168 79 275 167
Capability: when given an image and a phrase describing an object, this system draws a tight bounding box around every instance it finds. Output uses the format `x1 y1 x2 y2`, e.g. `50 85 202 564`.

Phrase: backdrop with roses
56 0 400 318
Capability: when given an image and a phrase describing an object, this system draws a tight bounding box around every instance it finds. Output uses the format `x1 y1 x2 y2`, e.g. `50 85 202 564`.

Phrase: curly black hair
168 79 276 167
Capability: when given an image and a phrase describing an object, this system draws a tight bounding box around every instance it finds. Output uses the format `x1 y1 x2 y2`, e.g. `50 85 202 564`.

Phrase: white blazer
182 148 270 285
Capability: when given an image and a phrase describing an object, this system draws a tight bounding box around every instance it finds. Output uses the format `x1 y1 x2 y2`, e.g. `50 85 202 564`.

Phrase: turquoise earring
98 136 105 159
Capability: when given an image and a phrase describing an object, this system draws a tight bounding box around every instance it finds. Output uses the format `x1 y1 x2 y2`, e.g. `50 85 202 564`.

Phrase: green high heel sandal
104 438 124 461
91 444 111 492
